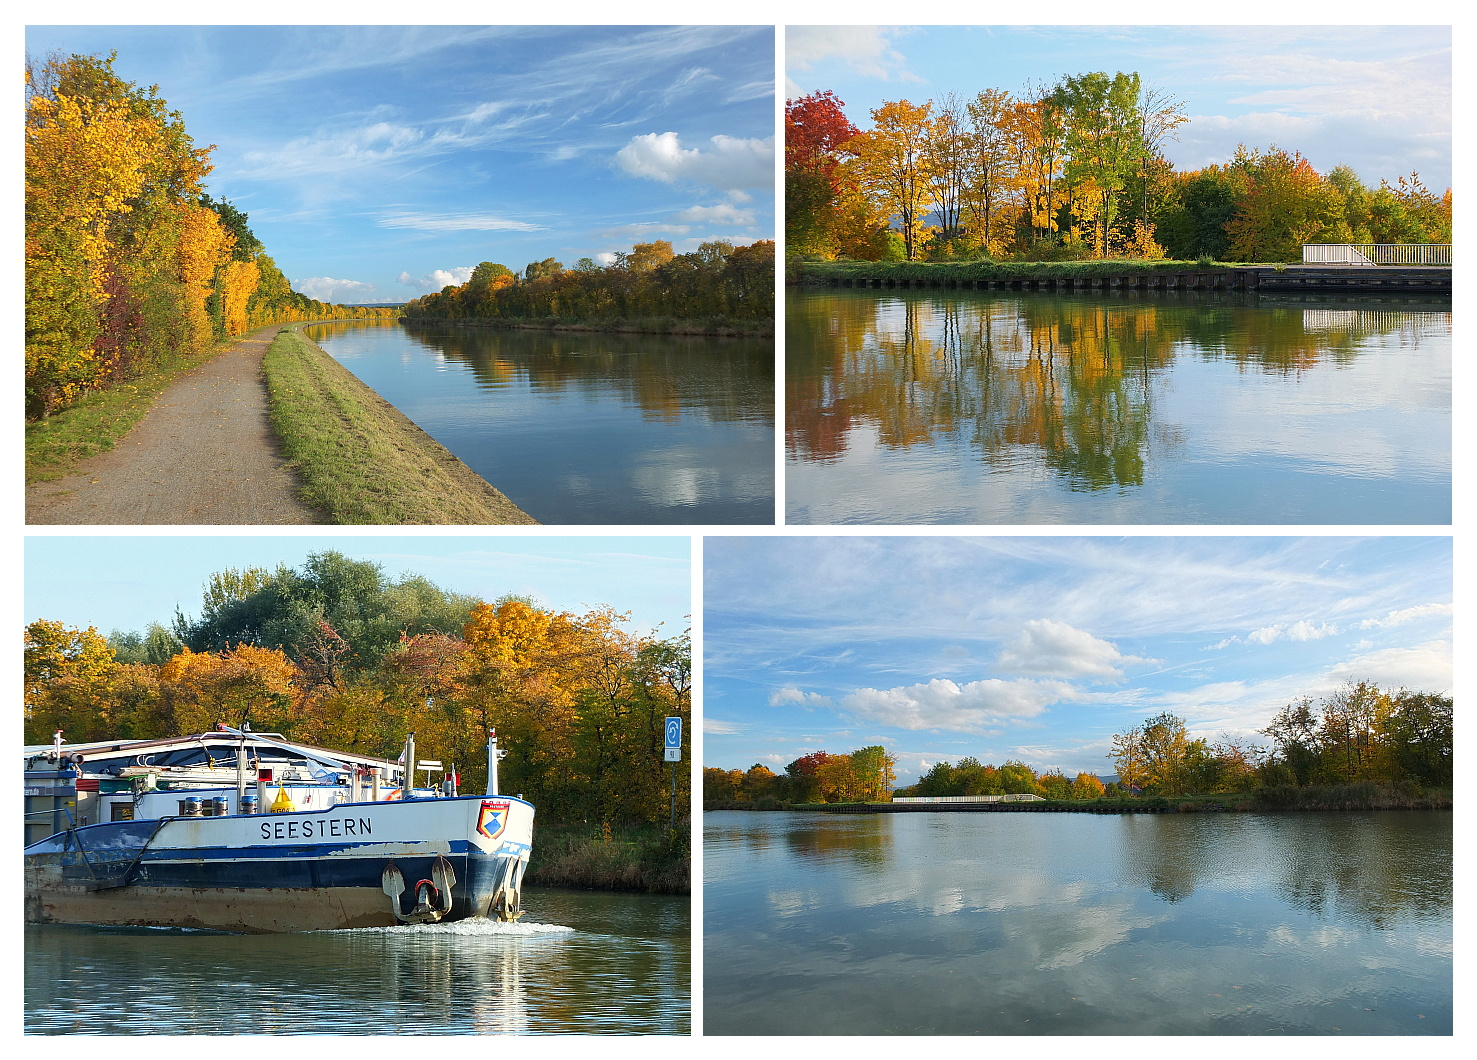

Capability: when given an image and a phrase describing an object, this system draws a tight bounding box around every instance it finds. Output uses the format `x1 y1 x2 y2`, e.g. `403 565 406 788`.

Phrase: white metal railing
893 793 1045 804
1303 244 1452 266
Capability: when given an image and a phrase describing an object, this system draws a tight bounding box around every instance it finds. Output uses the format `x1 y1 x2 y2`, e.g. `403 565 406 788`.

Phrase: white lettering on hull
258 817 374 841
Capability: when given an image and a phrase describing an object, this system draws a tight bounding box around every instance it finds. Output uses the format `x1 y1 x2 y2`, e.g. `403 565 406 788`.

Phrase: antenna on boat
486 729 504 796
404 732 416 800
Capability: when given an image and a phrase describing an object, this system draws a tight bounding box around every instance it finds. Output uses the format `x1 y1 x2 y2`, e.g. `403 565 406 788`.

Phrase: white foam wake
325 918 574 936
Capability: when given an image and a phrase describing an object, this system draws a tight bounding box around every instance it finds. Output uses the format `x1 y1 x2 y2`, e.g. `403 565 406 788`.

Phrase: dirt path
27 326 327 525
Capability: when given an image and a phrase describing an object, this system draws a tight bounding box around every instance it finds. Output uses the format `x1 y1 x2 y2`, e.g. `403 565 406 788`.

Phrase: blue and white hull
25 795 534 933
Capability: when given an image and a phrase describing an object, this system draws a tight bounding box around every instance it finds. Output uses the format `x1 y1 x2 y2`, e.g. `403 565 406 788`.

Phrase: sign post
664 717 682 832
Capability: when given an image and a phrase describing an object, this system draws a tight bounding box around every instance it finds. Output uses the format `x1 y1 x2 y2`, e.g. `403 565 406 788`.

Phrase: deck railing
1303 244 1452 266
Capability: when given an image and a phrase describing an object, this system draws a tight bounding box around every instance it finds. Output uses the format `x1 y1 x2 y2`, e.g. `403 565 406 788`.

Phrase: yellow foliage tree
25 89 158 415
846 99 936 260
159 644 301 735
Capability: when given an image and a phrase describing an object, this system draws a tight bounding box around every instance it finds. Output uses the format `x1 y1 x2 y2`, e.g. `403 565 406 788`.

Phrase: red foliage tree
785 90 858 183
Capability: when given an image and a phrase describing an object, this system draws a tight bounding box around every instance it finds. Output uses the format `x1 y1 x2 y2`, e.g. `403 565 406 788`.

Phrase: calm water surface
305 322 773 524
27 888 689 1034
705 810 1451 1035
787 290 1450 523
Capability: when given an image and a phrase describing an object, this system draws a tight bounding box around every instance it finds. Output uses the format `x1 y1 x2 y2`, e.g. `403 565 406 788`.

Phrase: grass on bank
400 314 773 338
523 820 690 894
24 325 279 485
707 782 1450 814
262 327 538 525
794 257 1262 285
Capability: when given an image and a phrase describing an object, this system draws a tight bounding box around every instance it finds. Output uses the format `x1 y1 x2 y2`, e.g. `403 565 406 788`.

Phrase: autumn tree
962 89 1017 255
923 93 970 252
1069 772 1106 799
786 90 862 258
847 99 936 260
1225 145 1344 261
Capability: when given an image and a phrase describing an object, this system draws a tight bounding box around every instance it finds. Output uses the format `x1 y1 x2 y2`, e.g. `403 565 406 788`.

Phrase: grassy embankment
708 783 1451 814
261 327 537 525
523 820 690 895
25 324 283 485
400 314 772 338
794 258 1255 286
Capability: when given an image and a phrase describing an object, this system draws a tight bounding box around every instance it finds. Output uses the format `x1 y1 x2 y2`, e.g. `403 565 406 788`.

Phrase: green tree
849 744 897 801
997 759 1037 794
1052 71 1146 256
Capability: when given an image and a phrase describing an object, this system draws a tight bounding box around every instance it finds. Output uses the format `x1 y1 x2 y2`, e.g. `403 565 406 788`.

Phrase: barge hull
24 794 533 932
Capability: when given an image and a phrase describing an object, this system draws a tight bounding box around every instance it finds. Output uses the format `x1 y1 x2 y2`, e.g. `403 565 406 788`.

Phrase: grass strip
523 821 690 894
261 327 538 525
24 327 277 485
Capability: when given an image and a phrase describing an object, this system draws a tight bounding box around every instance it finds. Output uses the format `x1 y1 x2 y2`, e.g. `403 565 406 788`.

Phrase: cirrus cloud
377 211 547 232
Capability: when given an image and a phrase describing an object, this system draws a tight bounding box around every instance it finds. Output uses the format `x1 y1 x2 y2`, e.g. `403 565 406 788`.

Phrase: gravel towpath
27 326 326 525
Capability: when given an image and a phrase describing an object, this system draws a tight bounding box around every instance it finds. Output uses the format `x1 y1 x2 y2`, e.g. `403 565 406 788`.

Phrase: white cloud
840 677 1071 733
768 687 833 708
672 203 756 226
397 267 473 293
996 619 1147 680
1246 620 1339 645
704 718 742 735
615 132 774 191
1360 602 1452 629
293 277 378 303
1330 640 1452 692
378 212 546 233
785 25 918 87
594 252 618 266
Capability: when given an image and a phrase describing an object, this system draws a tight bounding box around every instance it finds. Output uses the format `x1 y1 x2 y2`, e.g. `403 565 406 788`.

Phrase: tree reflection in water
1115 811 1451 926
788 289 1446 492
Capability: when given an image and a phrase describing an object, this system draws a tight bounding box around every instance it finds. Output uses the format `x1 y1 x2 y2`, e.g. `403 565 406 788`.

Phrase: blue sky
704 537 1452 783
25 25 775 304
26 536 691 641
787 25 1452 192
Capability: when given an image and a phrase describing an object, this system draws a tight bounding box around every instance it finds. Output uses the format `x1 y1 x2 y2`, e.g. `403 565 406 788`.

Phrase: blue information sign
664 716 682 762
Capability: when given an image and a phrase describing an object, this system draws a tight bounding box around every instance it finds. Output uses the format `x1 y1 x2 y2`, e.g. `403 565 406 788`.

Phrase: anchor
381 855 457 924
489 856 526 922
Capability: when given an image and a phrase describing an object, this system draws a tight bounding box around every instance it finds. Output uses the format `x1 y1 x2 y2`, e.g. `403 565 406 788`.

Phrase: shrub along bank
261 327 537 525
523 820 690 894
707 783 1450 814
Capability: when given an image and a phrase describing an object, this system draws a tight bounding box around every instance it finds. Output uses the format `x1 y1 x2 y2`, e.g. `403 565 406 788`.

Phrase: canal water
304 322 774 524
786 289 1451 524
26 888 689 1034
704 809 1451 1035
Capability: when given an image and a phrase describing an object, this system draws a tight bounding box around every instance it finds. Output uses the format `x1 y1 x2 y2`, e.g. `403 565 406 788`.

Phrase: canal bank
400 314 773 338
262 327 538 525
305 320 775 524
800 260 1452 294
